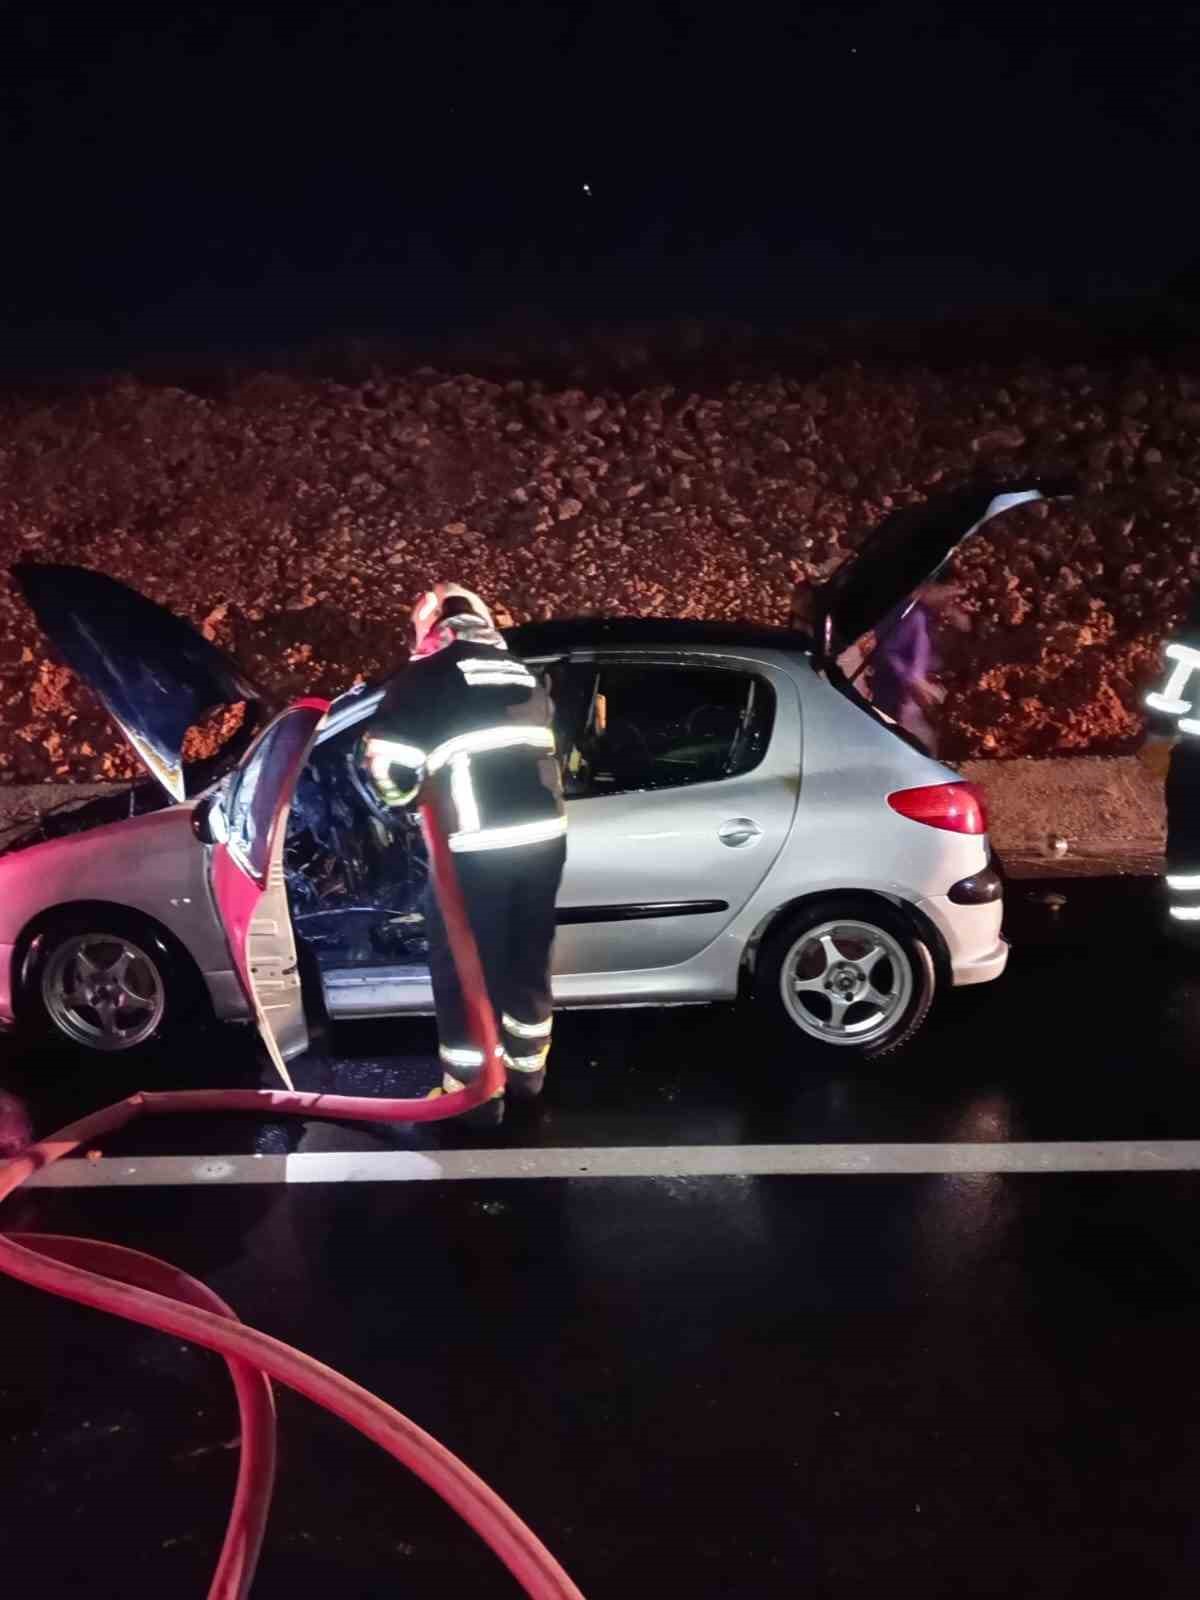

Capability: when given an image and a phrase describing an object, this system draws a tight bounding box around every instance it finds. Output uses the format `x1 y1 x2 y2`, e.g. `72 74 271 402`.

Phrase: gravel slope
1 327 1198 781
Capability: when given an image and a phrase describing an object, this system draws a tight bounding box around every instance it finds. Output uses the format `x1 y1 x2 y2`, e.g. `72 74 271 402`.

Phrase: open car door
205 698 330 1086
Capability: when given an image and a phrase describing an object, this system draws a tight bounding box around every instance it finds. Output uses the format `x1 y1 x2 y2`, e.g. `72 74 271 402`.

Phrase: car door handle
718 817 763 848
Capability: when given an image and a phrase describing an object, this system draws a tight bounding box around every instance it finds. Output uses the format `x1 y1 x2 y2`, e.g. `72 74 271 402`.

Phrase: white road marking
22 1141 1200 1189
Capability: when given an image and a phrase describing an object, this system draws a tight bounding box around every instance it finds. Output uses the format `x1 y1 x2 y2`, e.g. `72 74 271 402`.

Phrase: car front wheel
754 896 936 1060
25 913 191 1054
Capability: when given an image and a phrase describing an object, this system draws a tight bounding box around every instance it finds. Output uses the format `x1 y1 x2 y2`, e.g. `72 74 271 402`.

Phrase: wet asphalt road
5 874 1200 1597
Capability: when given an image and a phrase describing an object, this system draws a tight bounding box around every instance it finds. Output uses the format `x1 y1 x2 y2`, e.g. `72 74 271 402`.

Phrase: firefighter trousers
423 834 566 1089
1166 748 1200 927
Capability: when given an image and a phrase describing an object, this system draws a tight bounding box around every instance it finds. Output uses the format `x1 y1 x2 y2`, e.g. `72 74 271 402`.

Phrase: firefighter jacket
1146 587 1200 744
362 622 565 854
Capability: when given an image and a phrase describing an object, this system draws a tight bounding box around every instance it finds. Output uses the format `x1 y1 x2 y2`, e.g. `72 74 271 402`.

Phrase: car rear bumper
0 942 16 1027
915 894 1008 987
947 935 1009 986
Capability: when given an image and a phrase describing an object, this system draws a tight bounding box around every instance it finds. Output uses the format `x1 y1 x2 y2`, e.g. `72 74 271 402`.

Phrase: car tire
754 896 936 1061
21 910 203 1056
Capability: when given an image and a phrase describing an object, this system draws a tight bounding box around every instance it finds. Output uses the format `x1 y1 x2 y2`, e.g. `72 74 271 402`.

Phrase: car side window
224 709 317 883
554 662 775 798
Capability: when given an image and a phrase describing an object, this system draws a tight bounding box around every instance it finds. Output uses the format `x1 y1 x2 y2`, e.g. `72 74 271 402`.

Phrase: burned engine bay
0 779 173 857
0 726 431 972
283 732 430 969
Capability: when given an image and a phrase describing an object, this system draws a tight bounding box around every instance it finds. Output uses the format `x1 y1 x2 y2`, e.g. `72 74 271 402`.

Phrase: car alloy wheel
779 918 914 1048
42 932 167 1052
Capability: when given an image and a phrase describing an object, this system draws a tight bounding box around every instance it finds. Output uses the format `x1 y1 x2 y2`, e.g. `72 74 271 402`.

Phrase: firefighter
362 583 566 1123
1141 586 1200 933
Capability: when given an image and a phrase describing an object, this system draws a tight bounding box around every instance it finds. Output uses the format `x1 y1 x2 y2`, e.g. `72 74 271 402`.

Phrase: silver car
0 486 1041 1070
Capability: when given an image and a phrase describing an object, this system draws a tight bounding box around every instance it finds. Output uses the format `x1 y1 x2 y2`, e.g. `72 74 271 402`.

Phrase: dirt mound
1 335 1198 780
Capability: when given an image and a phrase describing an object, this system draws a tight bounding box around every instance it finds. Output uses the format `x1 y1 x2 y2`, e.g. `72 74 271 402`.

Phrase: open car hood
13 563 264 802
813 479 1076 664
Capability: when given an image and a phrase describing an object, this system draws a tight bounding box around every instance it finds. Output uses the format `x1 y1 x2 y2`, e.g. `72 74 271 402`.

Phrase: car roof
322 615 811 734
504 617 811 655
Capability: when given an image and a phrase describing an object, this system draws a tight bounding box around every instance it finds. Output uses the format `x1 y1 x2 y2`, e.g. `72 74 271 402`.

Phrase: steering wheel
345 745 405 831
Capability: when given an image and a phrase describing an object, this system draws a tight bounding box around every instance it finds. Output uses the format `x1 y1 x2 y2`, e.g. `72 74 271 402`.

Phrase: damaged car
0 484 1054 1068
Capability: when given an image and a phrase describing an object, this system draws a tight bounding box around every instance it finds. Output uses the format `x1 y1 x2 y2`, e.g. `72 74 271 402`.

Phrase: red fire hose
0 801 586 1599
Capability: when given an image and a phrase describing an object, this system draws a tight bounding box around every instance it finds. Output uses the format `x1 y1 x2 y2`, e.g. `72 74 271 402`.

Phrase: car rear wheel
24 912 197 1055
754 896 936 1060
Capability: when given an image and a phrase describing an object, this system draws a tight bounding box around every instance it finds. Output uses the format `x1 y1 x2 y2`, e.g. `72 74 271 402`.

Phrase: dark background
3 2 1200 370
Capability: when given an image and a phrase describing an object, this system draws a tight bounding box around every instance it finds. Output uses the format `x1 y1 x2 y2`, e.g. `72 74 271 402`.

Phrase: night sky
4 2 1200 369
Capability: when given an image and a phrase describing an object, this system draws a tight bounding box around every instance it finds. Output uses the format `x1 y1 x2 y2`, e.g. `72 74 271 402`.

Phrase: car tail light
887 781 988 835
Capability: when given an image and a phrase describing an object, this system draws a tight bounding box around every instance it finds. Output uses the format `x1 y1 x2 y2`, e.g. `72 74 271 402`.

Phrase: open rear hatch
13 563 265 801
811 480 1076 671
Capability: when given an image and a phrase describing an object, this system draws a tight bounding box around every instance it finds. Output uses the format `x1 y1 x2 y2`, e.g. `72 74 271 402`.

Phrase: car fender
0 806 231 987
734 881 955 991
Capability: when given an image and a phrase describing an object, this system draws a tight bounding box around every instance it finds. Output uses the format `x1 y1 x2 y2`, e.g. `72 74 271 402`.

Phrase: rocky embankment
2 326 1199 781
